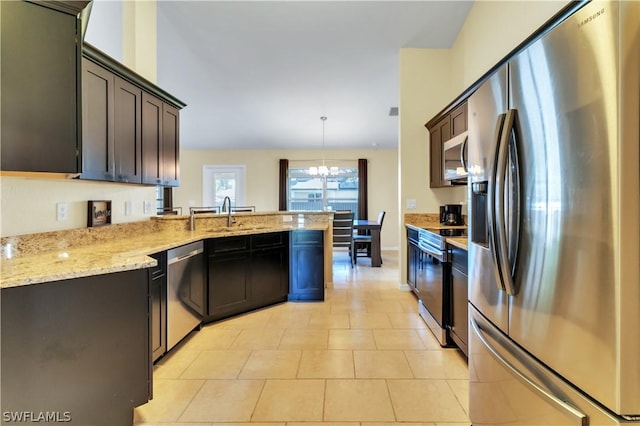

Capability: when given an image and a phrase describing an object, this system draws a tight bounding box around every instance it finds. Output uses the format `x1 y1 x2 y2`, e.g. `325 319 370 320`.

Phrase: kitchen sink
205 226 272 233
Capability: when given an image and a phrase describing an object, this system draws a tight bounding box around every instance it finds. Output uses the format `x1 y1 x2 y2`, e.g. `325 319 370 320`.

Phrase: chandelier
308 116 339 176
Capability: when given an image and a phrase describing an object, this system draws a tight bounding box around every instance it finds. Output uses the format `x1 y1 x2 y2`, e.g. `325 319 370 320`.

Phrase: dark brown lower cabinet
150 252 167 362
206 232 289 322
449 245 468 356
0 269 151 425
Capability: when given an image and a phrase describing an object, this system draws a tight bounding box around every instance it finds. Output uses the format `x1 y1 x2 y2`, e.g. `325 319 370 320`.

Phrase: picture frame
87 200 112 227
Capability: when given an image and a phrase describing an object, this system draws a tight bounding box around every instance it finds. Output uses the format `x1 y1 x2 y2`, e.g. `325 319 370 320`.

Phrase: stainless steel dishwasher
167 241 205 350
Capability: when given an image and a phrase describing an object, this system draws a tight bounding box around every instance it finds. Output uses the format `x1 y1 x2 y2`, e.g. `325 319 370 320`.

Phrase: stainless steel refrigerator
467 1 640 424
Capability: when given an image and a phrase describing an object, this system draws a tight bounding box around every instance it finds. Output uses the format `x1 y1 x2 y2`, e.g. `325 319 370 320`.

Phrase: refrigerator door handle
488 113 507 291
470 315 589 425
495 109 519 295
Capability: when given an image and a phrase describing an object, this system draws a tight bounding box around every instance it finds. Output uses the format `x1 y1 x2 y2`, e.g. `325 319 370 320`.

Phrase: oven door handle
418 244 446 262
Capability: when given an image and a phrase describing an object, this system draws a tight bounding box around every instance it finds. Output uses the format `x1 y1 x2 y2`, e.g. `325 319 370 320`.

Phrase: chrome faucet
189 210 196 231
221 196 234 227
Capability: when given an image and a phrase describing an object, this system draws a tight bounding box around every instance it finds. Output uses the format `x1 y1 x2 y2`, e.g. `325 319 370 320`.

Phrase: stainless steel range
415 227 467 347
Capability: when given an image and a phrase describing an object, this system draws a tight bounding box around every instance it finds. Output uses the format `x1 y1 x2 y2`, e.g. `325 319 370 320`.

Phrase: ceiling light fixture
308 116 338 176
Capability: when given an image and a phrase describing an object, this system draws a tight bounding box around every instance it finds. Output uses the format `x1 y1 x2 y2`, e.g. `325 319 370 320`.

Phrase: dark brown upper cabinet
142 93 180 186
82 59 115 181
113 77 142 184
81 43 185 187
427 100 468 188
1 1 90 174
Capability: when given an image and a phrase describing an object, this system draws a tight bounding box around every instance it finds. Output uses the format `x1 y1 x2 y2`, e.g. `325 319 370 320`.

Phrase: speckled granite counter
1 212 330 289
404 213 468 250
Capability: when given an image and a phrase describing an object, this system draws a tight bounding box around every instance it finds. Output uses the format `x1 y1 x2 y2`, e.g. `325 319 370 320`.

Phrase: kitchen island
0 212 331 425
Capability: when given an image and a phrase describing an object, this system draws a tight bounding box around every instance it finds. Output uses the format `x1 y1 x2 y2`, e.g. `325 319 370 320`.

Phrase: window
203 165 246 208
288 162 358 216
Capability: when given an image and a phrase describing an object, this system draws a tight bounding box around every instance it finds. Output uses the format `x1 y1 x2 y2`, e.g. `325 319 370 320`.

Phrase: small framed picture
87 200 112 227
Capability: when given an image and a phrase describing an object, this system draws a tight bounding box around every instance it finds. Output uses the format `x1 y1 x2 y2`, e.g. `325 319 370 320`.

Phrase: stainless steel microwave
443 131 468 182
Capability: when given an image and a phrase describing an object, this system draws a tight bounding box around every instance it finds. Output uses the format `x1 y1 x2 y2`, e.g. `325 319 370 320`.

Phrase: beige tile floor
134 250 470 426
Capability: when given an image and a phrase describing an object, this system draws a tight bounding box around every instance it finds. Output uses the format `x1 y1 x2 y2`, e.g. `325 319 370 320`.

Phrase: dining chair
332 210 355 267
352 210 385 264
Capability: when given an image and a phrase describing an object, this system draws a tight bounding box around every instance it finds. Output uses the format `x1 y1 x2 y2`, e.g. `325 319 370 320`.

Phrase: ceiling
151 1 473 150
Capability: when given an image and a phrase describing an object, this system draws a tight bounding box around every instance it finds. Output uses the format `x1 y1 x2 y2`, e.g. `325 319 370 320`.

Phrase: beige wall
175 149 399 250
0 177 156 237
451 0 571 93
397 0 571 286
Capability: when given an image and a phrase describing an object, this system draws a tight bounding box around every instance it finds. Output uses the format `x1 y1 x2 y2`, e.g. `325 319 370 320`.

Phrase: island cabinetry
1 269 151 425
250 232 289 308
149 251 167 363
289 230 325 301
81 44 184 186
207 232 290 321
1 0 89 173
207 236 252 321
449 244 468 356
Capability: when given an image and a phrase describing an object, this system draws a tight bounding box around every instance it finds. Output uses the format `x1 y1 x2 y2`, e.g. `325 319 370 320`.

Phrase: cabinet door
450 102 468 137
449 246 468 356
208 251 251 319
82 59 115 180
162 103 180 186
251 246 289 308
1 1 81 173
450 265 468 356
407 242 418 292
289 231 324 301
142 92 163 185
429 116 452 188
149 252 167 362
114 77 142 183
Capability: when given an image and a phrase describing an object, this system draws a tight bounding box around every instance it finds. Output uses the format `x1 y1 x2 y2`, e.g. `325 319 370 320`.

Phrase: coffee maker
440 204 464 226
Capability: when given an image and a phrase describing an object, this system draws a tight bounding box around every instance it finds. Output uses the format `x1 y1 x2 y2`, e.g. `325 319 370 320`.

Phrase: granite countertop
404 213 469 251
1 213 329 289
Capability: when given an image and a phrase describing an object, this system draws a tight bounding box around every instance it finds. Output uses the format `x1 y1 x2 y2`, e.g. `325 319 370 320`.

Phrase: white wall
175 149 400 250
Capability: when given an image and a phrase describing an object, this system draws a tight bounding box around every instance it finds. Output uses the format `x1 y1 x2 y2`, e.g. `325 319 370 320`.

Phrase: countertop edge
1 224 328 289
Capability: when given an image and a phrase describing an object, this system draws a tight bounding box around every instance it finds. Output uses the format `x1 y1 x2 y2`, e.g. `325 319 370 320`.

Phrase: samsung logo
578 8 605 28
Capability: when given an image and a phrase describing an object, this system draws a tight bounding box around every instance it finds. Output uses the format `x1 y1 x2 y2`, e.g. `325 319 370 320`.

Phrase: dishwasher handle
168 248 203 265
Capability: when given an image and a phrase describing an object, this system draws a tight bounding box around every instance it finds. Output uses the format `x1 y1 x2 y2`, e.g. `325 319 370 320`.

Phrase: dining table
352 219 382 267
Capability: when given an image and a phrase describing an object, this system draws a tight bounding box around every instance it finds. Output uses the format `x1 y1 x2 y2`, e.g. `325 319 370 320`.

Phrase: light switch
406 199 417 210
124 201 132 216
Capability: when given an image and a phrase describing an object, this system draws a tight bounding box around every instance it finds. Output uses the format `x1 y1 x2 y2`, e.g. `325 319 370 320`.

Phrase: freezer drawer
469 305 625 426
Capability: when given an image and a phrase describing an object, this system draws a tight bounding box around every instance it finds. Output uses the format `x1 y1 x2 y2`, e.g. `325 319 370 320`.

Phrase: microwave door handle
495 109 518 296
488 113 506 291
460 136 469 173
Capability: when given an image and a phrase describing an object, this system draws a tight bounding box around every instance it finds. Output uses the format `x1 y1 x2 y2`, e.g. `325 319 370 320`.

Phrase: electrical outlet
143 201 152 214
124 201 132 216
56 203 68 221
282 215 293 222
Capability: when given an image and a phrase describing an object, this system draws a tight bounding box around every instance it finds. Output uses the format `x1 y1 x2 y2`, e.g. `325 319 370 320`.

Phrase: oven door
416 244 451 346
